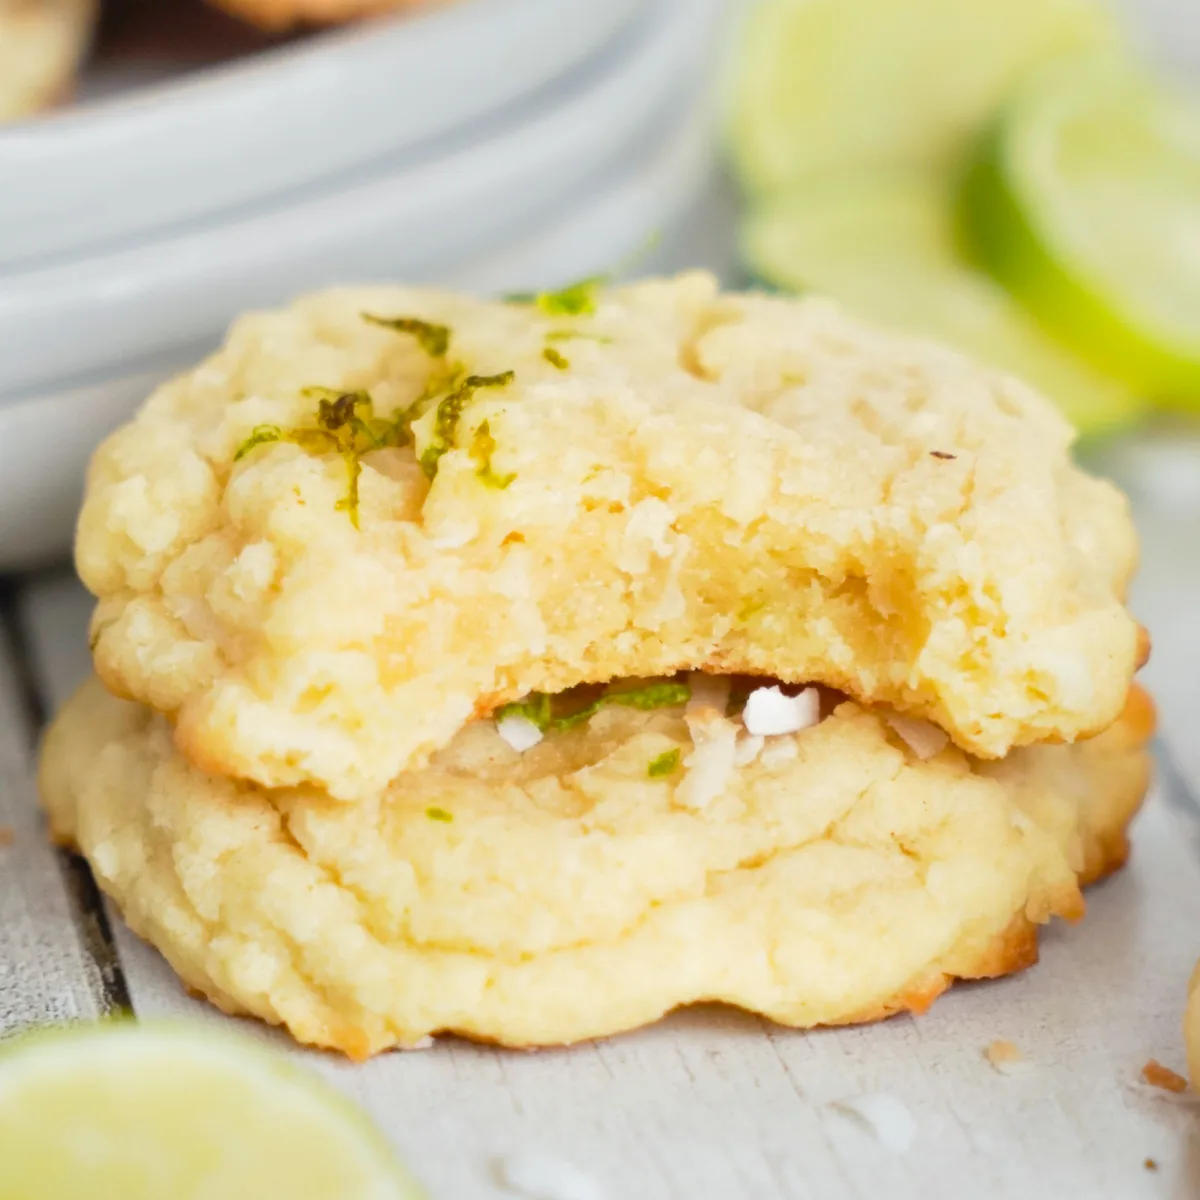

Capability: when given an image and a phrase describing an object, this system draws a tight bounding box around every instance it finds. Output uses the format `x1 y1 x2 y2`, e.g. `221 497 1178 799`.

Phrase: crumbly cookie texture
77 273 1139 800
0 0 95 122
40 677 1151 1057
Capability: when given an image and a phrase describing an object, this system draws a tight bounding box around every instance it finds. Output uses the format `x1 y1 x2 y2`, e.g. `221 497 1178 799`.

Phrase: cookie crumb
1141 1059 1188 1093
984 1039 1029 1075
1144 1157 1159 1172
0 827 13 847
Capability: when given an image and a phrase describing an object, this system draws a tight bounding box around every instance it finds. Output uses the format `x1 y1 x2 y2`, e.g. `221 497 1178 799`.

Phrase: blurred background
0 0 1197 617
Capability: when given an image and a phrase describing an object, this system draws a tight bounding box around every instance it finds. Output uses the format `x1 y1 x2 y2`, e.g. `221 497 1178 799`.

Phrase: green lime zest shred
233 390 406 528
498 681 691 736
542 346 570 370
546 329 612 344
426 806 454 823
496 691 553 732
504 276 604 316
552 681 692 731
361 314 450 358
505 232 661 318
233 424 285 461
470 419 516 490
420 370 515 480
647 748 681 778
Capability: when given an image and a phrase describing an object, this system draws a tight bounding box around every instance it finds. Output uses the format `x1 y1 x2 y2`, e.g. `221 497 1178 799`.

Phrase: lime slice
741 171 1143 436
726 0 1120 195
0 1023 424 1200
962 54 1200 404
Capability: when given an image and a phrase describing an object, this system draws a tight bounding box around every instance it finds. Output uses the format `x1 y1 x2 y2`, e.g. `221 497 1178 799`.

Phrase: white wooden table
4 179 1200 1198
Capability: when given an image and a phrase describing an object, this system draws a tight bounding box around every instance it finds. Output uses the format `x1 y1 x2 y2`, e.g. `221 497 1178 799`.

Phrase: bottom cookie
40 677 1152 1058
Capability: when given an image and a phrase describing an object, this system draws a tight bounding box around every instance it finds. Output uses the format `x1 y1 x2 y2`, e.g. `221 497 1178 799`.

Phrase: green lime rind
741 170 1145 437
961 53 1200 405
0 1021 424 1200
725 0 1122 196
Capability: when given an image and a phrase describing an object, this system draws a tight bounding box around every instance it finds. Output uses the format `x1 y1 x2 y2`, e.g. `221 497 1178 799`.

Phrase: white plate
0 0 717 398
0 0 644 270
0 89 718 570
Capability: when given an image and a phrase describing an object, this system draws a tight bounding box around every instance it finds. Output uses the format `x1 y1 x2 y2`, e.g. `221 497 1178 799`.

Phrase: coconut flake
496 714 544 753
886 713 949 760
829 1094 917 1153
734 734 765 767
493 1151 606 1200
742 686 820 737
678 692 738 811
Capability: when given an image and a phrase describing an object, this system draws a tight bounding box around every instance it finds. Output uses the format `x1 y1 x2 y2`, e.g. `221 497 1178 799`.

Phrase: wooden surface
5 167 1200 1195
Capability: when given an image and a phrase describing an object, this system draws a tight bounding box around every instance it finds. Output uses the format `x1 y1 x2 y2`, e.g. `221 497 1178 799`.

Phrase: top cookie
77 273 1139 800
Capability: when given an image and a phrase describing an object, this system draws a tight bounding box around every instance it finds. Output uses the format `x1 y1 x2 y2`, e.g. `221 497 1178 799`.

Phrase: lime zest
647 748 681 777
545 329 612 344
361 314 450 358
420 370 515 481
499 681 691 735
496 691 554 732
542 346 570 370
232 390 403 528
425 806 453 823
233 424 285 462
469 419 516 490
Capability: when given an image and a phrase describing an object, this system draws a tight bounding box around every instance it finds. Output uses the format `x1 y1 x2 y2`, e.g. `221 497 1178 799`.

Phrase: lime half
726 0 1120 194
0 1023 423 1200
741 171 1143 436
963 54 1200 404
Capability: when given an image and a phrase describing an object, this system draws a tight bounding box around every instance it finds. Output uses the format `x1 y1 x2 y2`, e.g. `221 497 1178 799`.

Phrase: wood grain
0 586 119 1034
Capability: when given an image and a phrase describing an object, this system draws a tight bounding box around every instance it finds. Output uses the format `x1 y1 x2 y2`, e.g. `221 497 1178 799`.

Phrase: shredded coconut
678 696 738 811
734 734 765 767
742 686 820 737
496 714 544 753
886 713 949 760
493 1151 606 1200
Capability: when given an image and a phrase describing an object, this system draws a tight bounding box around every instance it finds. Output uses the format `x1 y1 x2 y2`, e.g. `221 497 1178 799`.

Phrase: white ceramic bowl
0 0 718 398
0 87 718 569
0 0 644 269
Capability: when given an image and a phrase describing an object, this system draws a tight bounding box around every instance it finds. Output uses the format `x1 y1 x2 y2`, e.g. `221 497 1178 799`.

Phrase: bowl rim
0 0 645 271
0 0 717 397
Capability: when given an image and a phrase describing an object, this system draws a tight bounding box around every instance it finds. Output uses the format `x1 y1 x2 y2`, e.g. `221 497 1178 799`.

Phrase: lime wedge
741 171 1143 436
962 54 1200 404
0 1023 423 1200
726 0 1120 195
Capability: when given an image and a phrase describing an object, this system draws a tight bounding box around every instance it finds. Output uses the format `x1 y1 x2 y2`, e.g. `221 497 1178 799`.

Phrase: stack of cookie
40 273 1151 1057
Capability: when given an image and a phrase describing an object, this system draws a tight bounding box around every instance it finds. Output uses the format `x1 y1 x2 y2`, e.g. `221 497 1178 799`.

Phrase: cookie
40 675 1152 1057
0 0 95 122
77 274 1139 800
